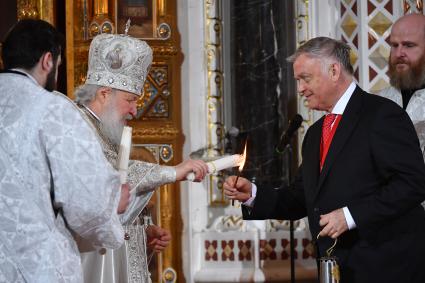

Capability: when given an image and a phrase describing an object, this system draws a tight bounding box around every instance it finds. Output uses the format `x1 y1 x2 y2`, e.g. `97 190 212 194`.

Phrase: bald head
389 13 425 90
392 13 425 39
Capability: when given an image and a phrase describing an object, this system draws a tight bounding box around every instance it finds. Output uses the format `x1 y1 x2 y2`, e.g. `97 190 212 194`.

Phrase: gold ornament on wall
17 0 39 20
90 0 115 38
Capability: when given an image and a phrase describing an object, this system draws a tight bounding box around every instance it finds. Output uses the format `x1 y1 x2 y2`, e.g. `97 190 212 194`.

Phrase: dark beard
45 66 57 92
389 54 425 91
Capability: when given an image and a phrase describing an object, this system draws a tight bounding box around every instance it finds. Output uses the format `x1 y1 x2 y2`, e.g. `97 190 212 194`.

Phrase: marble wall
228 0 298 187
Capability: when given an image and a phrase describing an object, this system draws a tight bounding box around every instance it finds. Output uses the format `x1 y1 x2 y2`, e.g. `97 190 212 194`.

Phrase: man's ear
40 52 54 72
96 87 113 104
329 62 341 82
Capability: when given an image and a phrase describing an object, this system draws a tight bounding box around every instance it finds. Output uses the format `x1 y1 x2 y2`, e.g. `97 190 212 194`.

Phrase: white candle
186 154 243 181
117 126 132 184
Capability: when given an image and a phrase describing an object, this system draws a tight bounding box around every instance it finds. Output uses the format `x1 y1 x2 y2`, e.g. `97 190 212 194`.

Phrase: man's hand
175 159 209 182
223 176 252 203
146 225 172 253
117 183 130 214
318 208 348 239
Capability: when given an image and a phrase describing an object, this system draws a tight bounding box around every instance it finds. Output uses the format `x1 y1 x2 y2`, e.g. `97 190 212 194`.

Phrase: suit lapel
315 87 363 198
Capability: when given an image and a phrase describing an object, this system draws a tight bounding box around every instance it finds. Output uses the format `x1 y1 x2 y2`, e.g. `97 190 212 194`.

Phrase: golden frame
114 0 170 40
115 0 156 38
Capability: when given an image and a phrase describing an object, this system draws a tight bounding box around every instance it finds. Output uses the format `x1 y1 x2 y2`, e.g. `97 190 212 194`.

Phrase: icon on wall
116 0 171 40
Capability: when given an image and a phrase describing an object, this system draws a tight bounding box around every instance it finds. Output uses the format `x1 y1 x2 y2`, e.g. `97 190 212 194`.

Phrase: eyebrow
296 72 311 78
390 39 417 45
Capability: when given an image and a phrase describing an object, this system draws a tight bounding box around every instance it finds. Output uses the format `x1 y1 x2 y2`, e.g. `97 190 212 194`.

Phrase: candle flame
238 142 247 171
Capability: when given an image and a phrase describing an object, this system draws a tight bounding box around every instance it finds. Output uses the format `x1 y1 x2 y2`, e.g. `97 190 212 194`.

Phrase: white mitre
85 33 153 96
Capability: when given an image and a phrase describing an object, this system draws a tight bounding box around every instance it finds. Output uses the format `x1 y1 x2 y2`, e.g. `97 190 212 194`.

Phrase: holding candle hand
185 154 244 181
223 176 252 203
175 159 209 182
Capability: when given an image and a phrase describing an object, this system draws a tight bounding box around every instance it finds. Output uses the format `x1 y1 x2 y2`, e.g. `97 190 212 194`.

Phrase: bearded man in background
379 13 425 158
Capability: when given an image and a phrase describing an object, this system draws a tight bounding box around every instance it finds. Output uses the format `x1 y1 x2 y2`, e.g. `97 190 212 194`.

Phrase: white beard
99 101 125 146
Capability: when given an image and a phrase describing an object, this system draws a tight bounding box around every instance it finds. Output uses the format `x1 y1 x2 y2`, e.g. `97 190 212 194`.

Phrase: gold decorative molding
38 0 55 23
17 0 55 23
204 0 227 206
17 0 39 20
66 0 75 98
93 0 108 15
151 45 179 56
132 126 179 140
158 184 177 280
90 0 114 38
158 0 166 17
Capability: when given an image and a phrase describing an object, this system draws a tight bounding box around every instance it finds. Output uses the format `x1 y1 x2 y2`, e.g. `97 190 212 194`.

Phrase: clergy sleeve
119 161 176 225
127 160 176 194
42 96 124 249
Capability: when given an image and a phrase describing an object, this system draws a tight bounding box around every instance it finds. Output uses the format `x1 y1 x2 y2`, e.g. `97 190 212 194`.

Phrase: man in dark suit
224 37 425 283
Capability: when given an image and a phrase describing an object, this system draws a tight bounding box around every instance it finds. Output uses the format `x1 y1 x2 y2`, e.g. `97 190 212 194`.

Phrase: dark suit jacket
243 87 425 283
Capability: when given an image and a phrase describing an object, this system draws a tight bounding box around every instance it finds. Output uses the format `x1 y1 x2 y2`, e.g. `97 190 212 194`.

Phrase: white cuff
243 183 257 207
343 206 356 230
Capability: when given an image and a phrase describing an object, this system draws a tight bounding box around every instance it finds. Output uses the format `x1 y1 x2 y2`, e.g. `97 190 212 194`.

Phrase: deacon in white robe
0 20 125 283
0 73 125 282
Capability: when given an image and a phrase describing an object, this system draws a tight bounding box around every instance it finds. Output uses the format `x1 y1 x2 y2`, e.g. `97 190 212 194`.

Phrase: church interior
0 0 420 282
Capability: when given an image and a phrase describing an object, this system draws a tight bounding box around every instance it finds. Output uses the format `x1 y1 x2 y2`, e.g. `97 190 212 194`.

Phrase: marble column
229 0 297 187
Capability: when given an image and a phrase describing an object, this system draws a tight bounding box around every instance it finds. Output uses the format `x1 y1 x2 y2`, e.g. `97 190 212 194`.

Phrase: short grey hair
287 37 354 75
74 84 103 105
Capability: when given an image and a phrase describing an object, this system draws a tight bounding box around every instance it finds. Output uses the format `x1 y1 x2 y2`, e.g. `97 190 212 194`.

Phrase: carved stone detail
205 0 226 205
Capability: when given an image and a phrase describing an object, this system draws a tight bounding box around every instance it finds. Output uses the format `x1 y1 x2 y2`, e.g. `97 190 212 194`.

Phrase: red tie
320 114 339 170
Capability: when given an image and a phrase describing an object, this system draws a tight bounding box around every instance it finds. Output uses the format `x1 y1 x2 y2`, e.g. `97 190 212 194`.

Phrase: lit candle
232 142 247 206
117 126 132 184
186 154 244 181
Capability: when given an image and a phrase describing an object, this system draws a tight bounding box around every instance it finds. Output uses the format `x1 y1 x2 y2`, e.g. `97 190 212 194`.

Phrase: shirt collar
330 81 356 115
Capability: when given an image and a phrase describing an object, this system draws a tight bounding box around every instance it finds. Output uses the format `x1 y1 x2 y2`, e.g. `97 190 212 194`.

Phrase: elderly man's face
293 54 335 112
389 18 425 90
100 90 138 145
108 90 138 123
